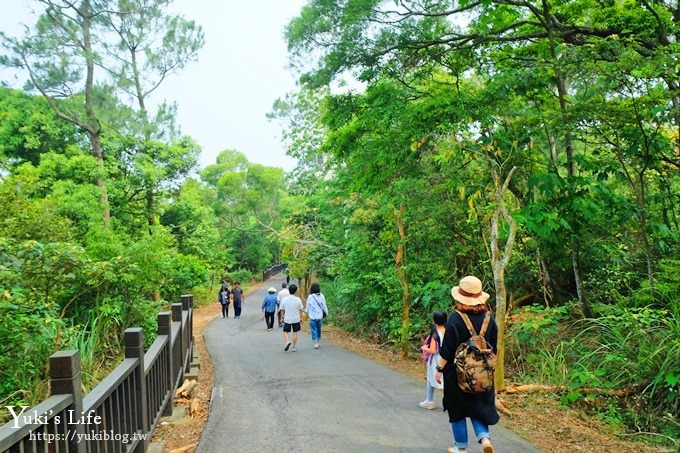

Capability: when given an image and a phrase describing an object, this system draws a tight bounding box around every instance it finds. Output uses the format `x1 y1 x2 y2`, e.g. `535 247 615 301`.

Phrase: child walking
419 310 447 409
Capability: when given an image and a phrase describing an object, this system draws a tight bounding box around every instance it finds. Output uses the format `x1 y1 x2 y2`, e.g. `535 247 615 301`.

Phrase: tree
269 86 332 195
2 0 113 226
201 150 286 274
102 0 205 227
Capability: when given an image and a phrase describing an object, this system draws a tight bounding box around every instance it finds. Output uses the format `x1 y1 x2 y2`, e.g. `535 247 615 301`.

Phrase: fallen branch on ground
495 396 513 416
189 398 200 417
175 379 197 398
501 383 638 397
616 431 679 445
168 442 198 453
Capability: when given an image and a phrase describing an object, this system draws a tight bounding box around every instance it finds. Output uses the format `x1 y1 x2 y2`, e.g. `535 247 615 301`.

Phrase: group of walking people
224 273 496 452
420 275 499 453
260 281 329 351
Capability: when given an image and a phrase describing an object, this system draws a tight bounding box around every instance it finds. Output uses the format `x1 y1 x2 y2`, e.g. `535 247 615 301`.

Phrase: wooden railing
0 294 194 453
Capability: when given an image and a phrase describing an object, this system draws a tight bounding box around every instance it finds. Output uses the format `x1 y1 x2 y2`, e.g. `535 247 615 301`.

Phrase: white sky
0 0 306 172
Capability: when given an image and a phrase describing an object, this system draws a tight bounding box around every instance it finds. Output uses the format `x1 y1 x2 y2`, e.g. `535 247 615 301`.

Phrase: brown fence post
180 295 192 373
157 312 174 417
50 350 87 453
124 328 148 453
172 302 184 384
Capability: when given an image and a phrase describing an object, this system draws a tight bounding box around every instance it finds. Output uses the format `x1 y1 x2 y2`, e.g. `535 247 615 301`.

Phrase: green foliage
0 87 80 166
224 269 254 286
509 303 680 444
0 291 67 409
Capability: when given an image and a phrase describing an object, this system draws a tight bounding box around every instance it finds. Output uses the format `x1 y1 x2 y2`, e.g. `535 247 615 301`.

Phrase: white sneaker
314 342 319 349
418 400 435 410
481 438 494 453
447 448 466 453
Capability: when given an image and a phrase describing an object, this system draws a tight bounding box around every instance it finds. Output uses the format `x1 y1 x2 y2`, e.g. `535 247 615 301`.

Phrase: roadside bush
509 301 679 446
0 291 71 415
506 305 570 381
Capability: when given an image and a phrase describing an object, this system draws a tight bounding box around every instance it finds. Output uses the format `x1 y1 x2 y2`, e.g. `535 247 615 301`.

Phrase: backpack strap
455 310 478 336
479 312 491 337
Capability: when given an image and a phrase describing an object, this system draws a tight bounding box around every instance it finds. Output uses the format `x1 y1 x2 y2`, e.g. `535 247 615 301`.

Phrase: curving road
198 278 542 453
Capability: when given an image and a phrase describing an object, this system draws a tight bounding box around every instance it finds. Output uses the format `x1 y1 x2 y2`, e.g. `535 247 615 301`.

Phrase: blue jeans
426 381 435 402
309 319 323 342
451 418 490 449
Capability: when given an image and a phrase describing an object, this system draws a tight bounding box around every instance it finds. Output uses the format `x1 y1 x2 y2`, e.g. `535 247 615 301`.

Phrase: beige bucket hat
451 276 490 306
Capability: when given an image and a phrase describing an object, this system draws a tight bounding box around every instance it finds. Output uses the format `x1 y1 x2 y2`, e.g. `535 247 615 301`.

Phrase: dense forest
271 0 680 447
1 0 678 449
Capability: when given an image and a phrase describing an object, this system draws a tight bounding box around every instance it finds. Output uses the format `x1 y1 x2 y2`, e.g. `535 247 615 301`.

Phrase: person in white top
277 282 290 328
279 284 303 352
419 310 446 410
305 282 329 349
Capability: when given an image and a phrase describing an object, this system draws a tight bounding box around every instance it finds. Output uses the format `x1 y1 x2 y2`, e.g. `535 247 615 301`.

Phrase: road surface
198 279 542 453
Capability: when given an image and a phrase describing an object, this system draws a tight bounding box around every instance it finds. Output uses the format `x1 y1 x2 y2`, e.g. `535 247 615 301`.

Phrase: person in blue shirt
261 287 279 331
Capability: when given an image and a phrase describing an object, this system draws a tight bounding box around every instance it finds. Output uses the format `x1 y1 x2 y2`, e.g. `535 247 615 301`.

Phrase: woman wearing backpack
419 310 447 410
435 276 499 453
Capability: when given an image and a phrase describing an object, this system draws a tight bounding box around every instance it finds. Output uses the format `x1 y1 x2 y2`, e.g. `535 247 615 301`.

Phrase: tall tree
102 0 205 227
202 150 286 273
2 0 112 226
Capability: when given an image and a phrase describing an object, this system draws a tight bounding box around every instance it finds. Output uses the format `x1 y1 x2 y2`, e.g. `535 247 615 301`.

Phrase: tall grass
509 304 680 447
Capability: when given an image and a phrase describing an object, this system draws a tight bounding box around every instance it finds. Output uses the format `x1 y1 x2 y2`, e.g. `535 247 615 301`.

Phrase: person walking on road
279 284 303 352
419 310 446 410
261 287 279 331
305 282 329 349
277 282 290 328
435 276 499 453
232 282 245 319
218 286 231 318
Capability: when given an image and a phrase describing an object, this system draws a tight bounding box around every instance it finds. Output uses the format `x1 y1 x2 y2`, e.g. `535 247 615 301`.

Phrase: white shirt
279 295 303 324
305 293 328 320
277 288 290 303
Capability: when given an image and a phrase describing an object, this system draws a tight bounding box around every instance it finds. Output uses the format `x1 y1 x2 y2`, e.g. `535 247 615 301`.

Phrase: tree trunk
395 203 411 359
146 185 155 228
82 0 110 227
131 45 157 229
90 129 111 227
537 250 555 307
546 13 588 316
667 80 680 153
571 241 593 318
489 166 517 392
637 171 654 286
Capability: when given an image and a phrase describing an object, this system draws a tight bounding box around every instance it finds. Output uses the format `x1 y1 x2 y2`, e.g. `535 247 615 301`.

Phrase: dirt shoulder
152 295 665 453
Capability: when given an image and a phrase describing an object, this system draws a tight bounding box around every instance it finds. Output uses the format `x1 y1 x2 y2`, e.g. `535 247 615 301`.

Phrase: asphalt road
198 279 542 453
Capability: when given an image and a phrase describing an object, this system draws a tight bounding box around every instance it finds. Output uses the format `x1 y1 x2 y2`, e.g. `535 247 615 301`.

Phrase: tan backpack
454 311 496 393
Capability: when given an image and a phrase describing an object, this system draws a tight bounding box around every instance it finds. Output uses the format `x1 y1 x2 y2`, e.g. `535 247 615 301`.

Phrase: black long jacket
439 310 500 425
